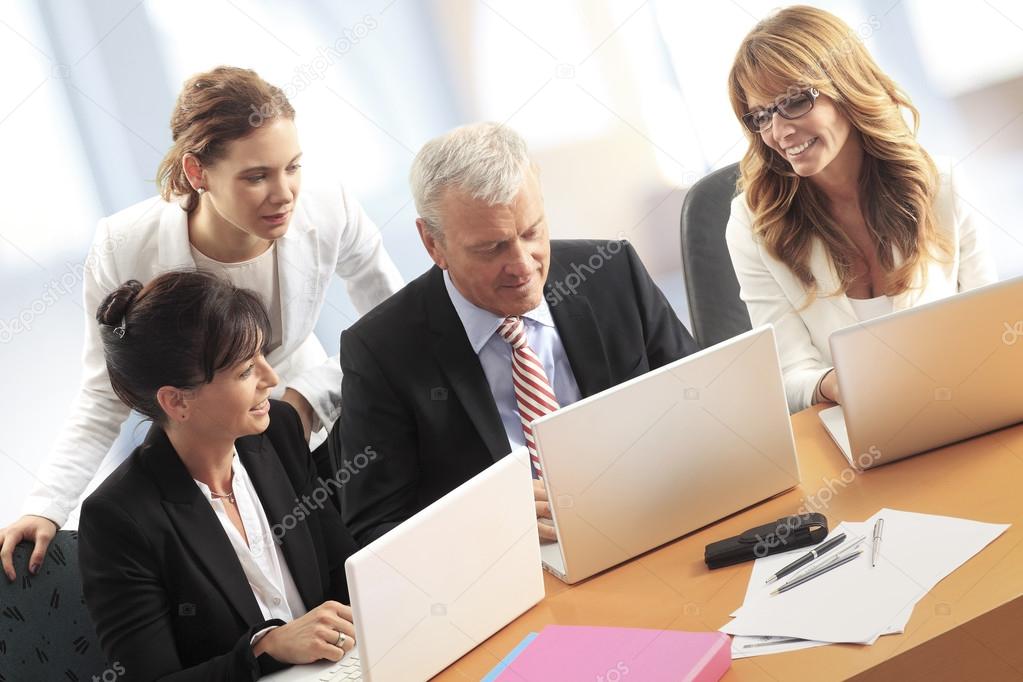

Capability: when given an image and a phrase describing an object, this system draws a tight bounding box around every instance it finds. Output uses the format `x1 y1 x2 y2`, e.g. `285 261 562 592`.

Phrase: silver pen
872 518 885 567
783 536 865 583
742 636 806 649
771 549 863 595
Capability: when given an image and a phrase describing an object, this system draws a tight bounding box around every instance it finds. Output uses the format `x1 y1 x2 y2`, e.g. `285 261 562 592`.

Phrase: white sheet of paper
726 522 912 657
720 509 1009 645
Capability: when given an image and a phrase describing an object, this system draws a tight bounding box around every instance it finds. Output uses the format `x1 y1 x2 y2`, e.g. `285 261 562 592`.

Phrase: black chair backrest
680 162 752 348
0 530 110 681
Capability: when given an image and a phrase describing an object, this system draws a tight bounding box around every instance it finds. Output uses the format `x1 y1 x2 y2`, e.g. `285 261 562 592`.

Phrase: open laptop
533 325 800 584
820 274 1023 470
263 447 544 681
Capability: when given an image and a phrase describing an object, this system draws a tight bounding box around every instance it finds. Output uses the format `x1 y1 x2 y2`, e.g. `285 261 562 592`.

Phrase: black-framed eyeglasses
742 87 820 134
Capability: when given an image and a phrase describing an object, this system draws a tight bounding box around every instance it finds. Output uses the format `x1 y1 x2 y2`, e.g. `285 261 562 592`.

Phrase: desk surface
434 405 1023 681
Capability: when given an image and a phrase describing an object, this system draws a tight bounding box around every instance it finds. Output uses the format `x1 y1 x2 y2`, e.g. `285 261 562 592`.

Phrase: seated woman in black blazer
79 270 360 680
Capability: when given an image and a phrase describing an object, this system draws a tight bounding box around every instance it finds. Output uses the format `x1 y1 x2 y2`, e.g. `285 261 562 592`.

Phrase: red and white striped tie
497 316 560 478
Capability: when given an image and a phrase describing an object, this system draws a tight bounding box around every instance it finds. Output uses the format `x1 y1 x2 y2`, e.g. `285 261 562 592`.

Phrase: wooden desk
435 405 1023 681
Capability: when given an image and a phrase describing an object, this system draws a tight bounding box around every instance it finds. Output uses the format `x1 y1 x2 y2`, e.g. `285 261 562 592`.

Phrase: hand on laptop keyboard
318 652 361 681
253 602 357 664
534 480 557 541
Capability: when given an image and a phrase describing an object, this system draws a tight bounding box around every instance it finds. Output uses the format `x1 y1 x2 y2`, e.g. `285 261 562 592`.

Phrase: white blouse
847 295 894 322
191 242 284 352
726 160 998 412
23 183 404 529
192 451 306 624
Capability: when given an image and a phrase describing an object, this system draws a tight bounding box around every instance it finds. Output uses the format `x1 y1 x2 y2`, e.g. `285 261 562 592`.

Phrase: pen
783 536 865 583
872 518 884 567
770 549 863 595
742 636 806 649
764 532 847 584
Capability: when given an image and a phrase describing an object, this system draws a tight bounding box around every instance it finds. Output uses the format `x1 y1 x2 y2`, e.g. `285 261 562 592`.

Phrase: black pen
770 549 863 595
764 532 847 584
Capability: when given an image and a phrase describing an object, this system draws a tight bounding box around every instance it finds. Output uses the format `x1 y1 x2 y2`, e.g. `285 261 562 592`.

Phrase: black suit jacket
78 401 359 682
335 240 698 545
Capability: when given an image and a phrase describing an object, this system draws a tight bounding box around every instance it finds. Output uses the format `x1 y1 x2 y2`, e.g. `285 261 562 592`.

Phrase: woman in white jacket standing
0 65 403 577
725 6 996 413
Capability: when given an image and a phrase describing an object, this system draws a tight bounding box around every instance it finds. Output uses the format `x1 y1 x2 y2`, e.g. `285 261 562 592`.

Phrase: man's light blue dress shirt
443 271 582 450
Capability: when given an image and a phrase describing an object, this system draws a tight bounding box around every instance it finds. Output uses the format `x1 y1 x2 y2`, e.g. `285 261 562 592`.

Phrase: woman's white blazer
23 184 404 526
726 161 997 413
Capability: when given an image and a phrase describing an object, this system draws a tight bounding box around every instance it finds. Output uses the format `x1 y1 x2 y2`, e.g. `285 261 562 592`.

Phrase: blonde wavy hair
727 5 950 299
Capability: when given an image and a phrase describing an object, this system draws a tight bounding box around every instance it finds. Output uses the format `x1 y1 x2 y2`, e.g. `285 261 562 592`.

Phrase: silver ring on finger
334 631 347 649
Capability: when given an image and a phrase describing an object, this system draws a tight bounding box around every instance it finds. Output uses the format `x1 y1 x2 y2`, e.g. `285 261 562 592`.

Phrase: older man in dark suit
334 122 698 546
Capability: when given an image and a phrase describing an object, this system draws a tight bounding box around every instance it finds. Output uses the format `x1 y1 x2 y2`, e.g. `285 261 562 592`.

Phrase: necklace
210 490 236 505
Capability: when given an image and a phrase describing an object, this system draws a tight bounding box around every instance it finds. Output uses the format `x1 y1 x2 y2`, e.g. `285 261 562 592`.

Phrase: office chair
0 530 109 681
680 162 752 349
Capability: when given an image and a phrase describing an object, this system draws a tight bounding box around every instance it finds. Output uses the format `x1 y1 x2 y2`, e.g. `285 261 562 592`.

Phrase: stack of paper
721 508 1009 658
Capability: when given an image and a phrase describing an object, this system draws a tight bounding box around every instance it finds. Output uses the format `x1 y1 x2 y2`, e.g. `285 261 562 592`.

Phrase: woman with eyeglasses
0 66 403 578
80 271 359 680
725 6 996 412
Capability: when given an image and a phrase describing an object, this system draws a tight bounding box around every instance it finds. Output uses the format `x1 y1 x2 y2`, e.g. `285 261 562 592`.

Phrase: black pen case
704 513 828 569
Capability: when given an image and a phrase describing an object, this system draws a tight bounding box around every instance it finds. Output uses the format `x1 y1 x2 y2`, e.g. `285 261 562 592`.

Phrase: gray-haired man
332 122 698 546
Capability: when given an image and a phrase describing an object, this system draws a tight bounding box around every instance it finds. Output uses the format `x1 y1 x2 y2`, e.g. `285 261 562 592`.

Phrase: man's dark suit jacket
78 401 359 681
334 239 699 546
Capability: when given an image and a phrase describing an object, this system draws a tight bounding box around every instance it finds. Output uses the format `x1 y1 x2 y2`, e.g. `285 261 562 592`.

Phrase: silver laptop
262 447 544 681
820 274 1023 470
533 325 800 584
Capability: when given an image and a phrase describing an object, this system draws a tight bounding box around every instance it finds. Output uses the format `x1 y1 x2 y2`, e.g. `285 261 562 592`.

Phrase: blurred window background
2 0 1021 522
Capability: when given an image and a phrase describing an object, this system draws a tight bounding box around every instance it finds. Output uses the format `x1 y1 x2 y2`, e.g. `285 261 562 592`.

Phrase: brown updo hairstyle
155 66 296 212
96 270 271 425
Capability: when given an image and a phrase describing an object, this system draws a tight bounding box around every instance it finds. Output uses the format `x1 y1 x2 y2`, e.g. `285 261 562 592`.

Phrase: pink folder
494 625 731 681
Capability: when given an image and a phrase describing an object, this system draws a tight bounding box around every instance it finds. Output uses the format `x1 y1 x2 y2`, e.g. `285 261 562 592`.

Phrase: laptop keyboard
316 653 361 681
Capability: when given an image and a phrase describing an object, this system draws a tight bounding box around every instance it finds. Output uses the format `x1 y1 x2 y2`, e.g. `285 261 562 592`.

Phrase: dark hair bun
96 280 144 327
